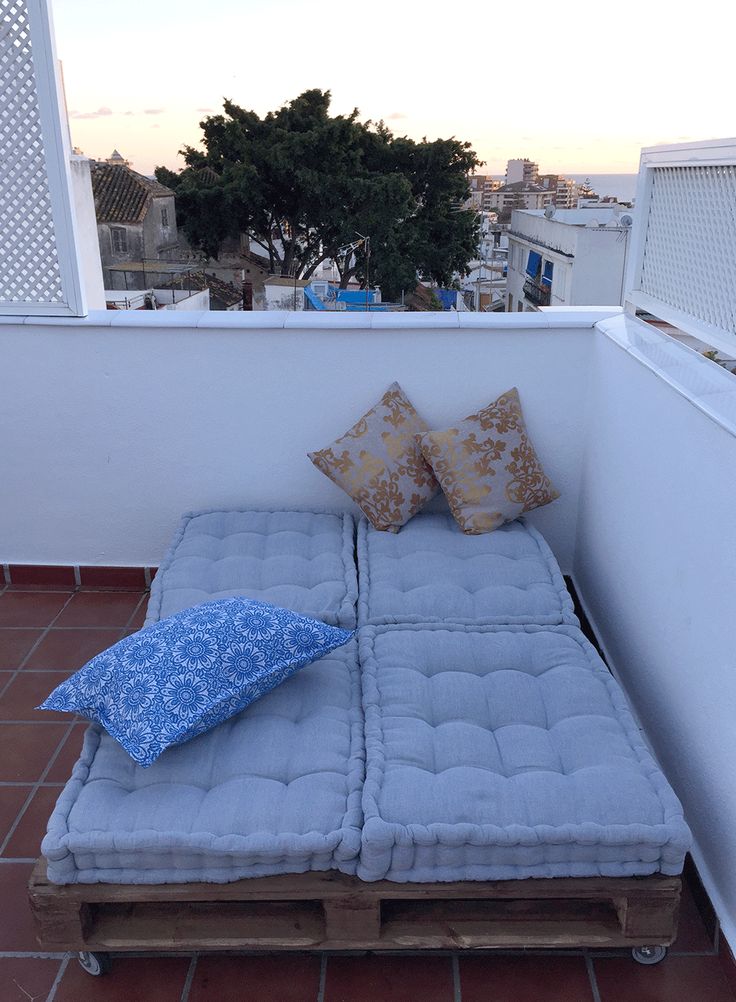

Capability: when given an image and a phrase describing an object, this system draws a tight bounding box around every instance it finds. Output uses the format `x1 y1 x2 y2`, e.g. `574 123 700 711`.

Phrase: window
517 302 524 312
161 206 169 228
111 227 127 254
526 250 542 279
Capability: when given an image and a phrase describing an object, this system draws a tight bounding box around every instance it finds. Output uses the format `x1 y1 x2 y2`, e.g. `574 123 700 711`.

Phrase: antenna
619 214 634 228
544 204 556 219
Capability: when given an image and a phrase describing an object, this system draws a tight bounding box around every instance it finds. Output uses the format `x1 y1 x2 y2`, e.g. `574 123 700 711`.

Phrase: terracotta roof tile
91 164 173 224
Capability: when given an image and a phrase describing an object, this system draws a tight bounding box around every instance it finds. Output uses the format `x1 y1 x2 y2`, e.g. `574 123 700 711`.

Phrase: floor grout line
452 953 462 1002
1 624 144 632
316 953 327 1002
44 954 69 1002
179 954 198 1002
0 952 68 959
585 954 603 1002
122 593 149 633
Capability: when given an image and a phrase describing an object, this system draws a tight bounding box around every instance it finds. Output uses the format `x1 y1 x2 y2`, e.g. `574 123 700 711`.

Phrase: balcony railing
523 277 551 306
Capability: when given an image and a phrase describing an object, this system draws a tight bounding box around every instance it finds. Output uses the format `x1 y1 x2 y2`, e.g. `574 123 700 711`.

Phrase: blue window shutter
526 250 542 277
542 260 554 286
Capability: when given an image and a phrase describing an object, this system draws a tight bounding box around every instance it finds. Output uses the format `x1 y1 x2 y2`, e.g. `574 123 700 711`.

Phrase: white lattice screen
0 0 85 315
627 141 736 355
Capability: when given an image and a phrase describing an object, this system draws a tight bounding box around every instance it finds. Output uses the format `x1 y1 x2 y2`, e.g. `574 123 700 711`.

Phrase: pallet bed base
29 862 681 954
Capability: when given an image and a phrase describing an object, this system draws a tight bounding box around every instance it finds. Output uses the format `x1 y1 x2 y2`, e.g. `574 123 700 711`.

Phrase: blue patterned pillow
39 597 354 767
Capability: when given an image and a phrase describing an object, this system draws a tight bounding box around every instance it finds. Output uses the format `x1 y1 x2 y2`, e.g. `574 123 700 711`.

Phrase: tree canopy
156 90 480 300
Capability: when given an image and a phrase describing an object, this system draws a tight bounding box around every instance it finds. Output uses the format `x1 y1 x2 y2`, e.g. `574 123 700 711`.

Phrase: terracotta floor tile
673 881 716 953
0 786 32 844
54 591 144 628
190 955 321 1002
8 565 76 588
0 723 69 781
0 629 42 668
594 955 736 1002
55 955 190 1002
324 955 454 1002
24 629 122 669
0 671 72 721
460 954 594 1002
79 566 147 589
4 785 61 857
45 722 88 782
0 863 40 950
0 592 71 628
0 957 62 1002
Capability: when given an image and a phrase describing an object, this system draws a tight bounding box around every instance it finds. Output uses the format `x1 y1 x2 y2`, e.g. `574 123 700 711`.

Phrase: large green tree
156 90 480 299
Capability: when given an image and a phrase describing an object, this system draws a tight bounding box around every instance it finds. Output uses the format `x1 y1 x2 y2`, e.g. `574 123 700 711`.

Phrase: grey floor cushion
43 639 364 883
357 512 577 627
148 508 358 629
358 624 690 882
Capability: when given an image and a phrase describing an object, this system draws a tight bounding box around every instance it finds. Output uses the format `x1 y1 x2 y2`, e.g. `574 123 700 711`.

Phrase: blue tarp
526 250 542 277
336 289 377 305
542 261 554 287
435 289 457 311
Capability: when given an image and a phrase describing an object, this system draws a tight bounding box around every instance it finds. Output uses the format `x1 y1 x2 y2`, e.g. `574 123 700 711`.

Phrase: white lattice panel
0 0 85 314
641 166 736 336
627 141 736 354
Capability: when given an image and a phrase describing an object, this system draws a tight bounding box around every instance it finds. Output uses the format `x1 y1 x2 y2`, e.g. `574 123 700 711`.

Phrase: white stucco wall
3 307 736 950
0 311 608 569
574 313 736 950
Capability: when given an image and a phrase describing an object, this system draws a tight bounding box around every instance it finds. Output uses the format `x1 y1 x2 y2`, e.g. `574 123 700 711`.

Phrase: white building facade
506 207 634 311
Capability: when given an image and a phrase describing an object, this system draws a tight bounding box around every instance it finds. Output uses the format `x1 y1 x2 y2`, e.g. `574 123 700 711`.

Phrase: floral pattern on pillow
38 597 354 767
417 387 559 534
309 382 438 532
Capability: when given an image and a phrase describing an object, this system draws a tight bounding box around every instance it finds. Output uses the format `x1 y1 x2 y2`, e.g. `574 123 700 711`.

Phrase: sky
52 0 734 178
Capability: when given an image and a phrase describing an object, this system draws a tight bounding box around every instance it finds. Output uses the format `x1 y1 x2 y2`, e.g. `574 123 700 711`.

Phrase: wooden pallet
29 861 681 953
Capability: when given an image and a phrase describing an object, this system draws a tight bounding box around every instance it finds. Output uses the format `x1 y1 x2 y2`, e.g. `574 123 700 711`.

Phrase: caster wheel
78 951 111 976
631 945 667 965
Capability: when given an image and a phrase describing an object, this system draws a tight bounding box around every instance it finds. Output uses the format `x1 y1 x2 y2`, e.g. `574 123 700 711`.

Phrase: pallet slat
28 860 682 953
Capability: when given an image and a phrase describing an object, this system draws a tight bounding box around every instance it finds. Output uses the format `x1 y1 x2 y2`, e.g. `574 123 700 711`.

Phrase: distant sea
493 173 638 204
567 174 638 203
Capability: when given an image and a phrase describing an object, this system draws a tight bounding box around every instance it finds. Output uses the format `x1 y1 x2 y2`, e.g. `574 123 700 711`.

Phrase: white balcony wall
0 312 607 569
574 313 736 948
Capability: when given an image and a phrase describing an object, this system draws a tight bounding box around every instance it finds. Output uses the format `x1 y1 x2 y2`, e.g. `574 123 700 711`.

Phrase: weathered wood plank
28 859 682 954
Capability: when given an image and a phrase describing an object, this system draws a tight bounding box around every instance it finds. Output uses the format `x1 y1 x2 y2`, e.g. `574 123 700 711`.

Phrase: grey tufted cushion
358 624 690 882
43 639 364 883
148 508 358 629
42 508 363 884
358 512 577 627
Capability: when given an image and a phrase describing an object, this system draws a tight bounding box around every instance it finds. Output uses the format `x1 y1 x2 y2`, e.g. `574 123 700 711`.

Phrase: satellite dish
619 214 634 227
544 204 556 219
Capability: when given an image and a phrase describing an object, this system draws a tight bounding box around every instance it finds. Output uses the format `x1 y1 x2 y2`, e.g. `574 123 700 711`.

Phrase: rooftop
2 4 736 998
0 577 733 1000
91 163 173 224
522 206 634 226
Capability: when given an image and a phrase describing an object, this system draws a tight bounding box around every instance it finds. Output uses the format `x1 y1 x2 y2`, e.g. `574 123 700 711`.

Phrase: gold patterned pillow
309 382 439 532
417 387 559 534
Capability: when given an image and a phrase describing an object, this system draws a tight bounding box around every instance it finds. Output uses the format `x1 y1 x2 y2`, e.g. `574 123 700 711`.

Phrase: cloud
151 124 160 129
124 111 134 116
144 108 165 115
196 107 215 113
70 106 113 120
387 111 407 120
